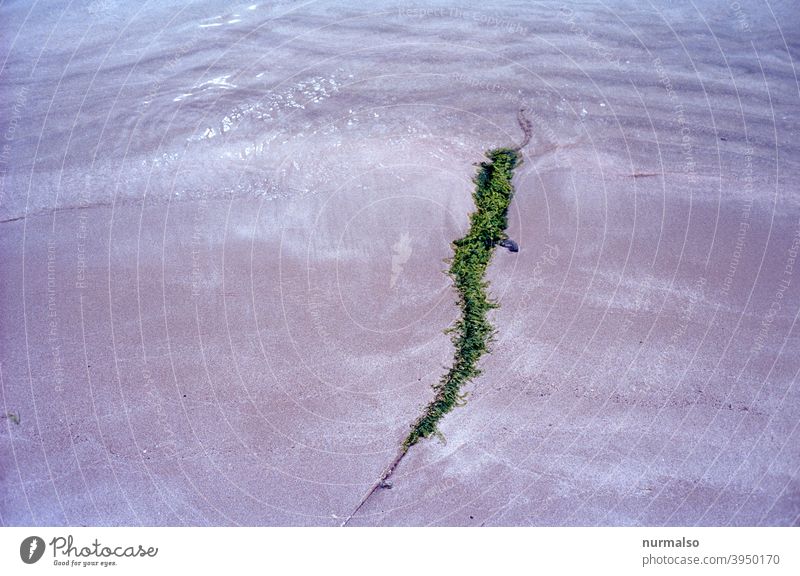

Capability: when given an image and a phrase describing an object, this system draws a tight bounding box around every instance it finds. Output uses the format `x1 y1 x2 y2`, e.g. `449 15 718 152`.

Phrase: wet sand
1 0 798 525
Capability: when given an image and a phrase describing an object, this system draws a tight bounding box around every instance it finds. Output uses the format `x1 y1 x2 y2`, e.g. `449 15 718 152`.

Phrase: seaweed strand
403 147 519 450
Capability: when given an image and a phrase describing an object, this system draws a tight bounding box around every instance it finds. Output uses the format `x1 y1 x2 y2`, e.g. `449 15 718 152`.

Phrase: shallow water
3 0 796 220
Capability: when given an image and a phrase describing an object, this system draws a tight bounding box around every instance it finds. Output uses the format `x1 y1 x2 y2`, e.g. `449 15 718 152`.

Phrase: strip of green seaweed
403 147 519 450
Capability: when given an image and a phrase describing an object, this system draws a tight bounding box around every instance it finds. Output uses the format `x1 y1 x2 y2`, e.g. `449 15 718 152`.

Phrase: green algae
403 147 519 450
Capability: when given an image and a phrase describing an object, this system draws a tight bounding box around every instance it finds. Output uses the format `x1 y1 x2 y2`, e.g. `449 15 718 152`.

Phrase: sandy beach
1 0 798 526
